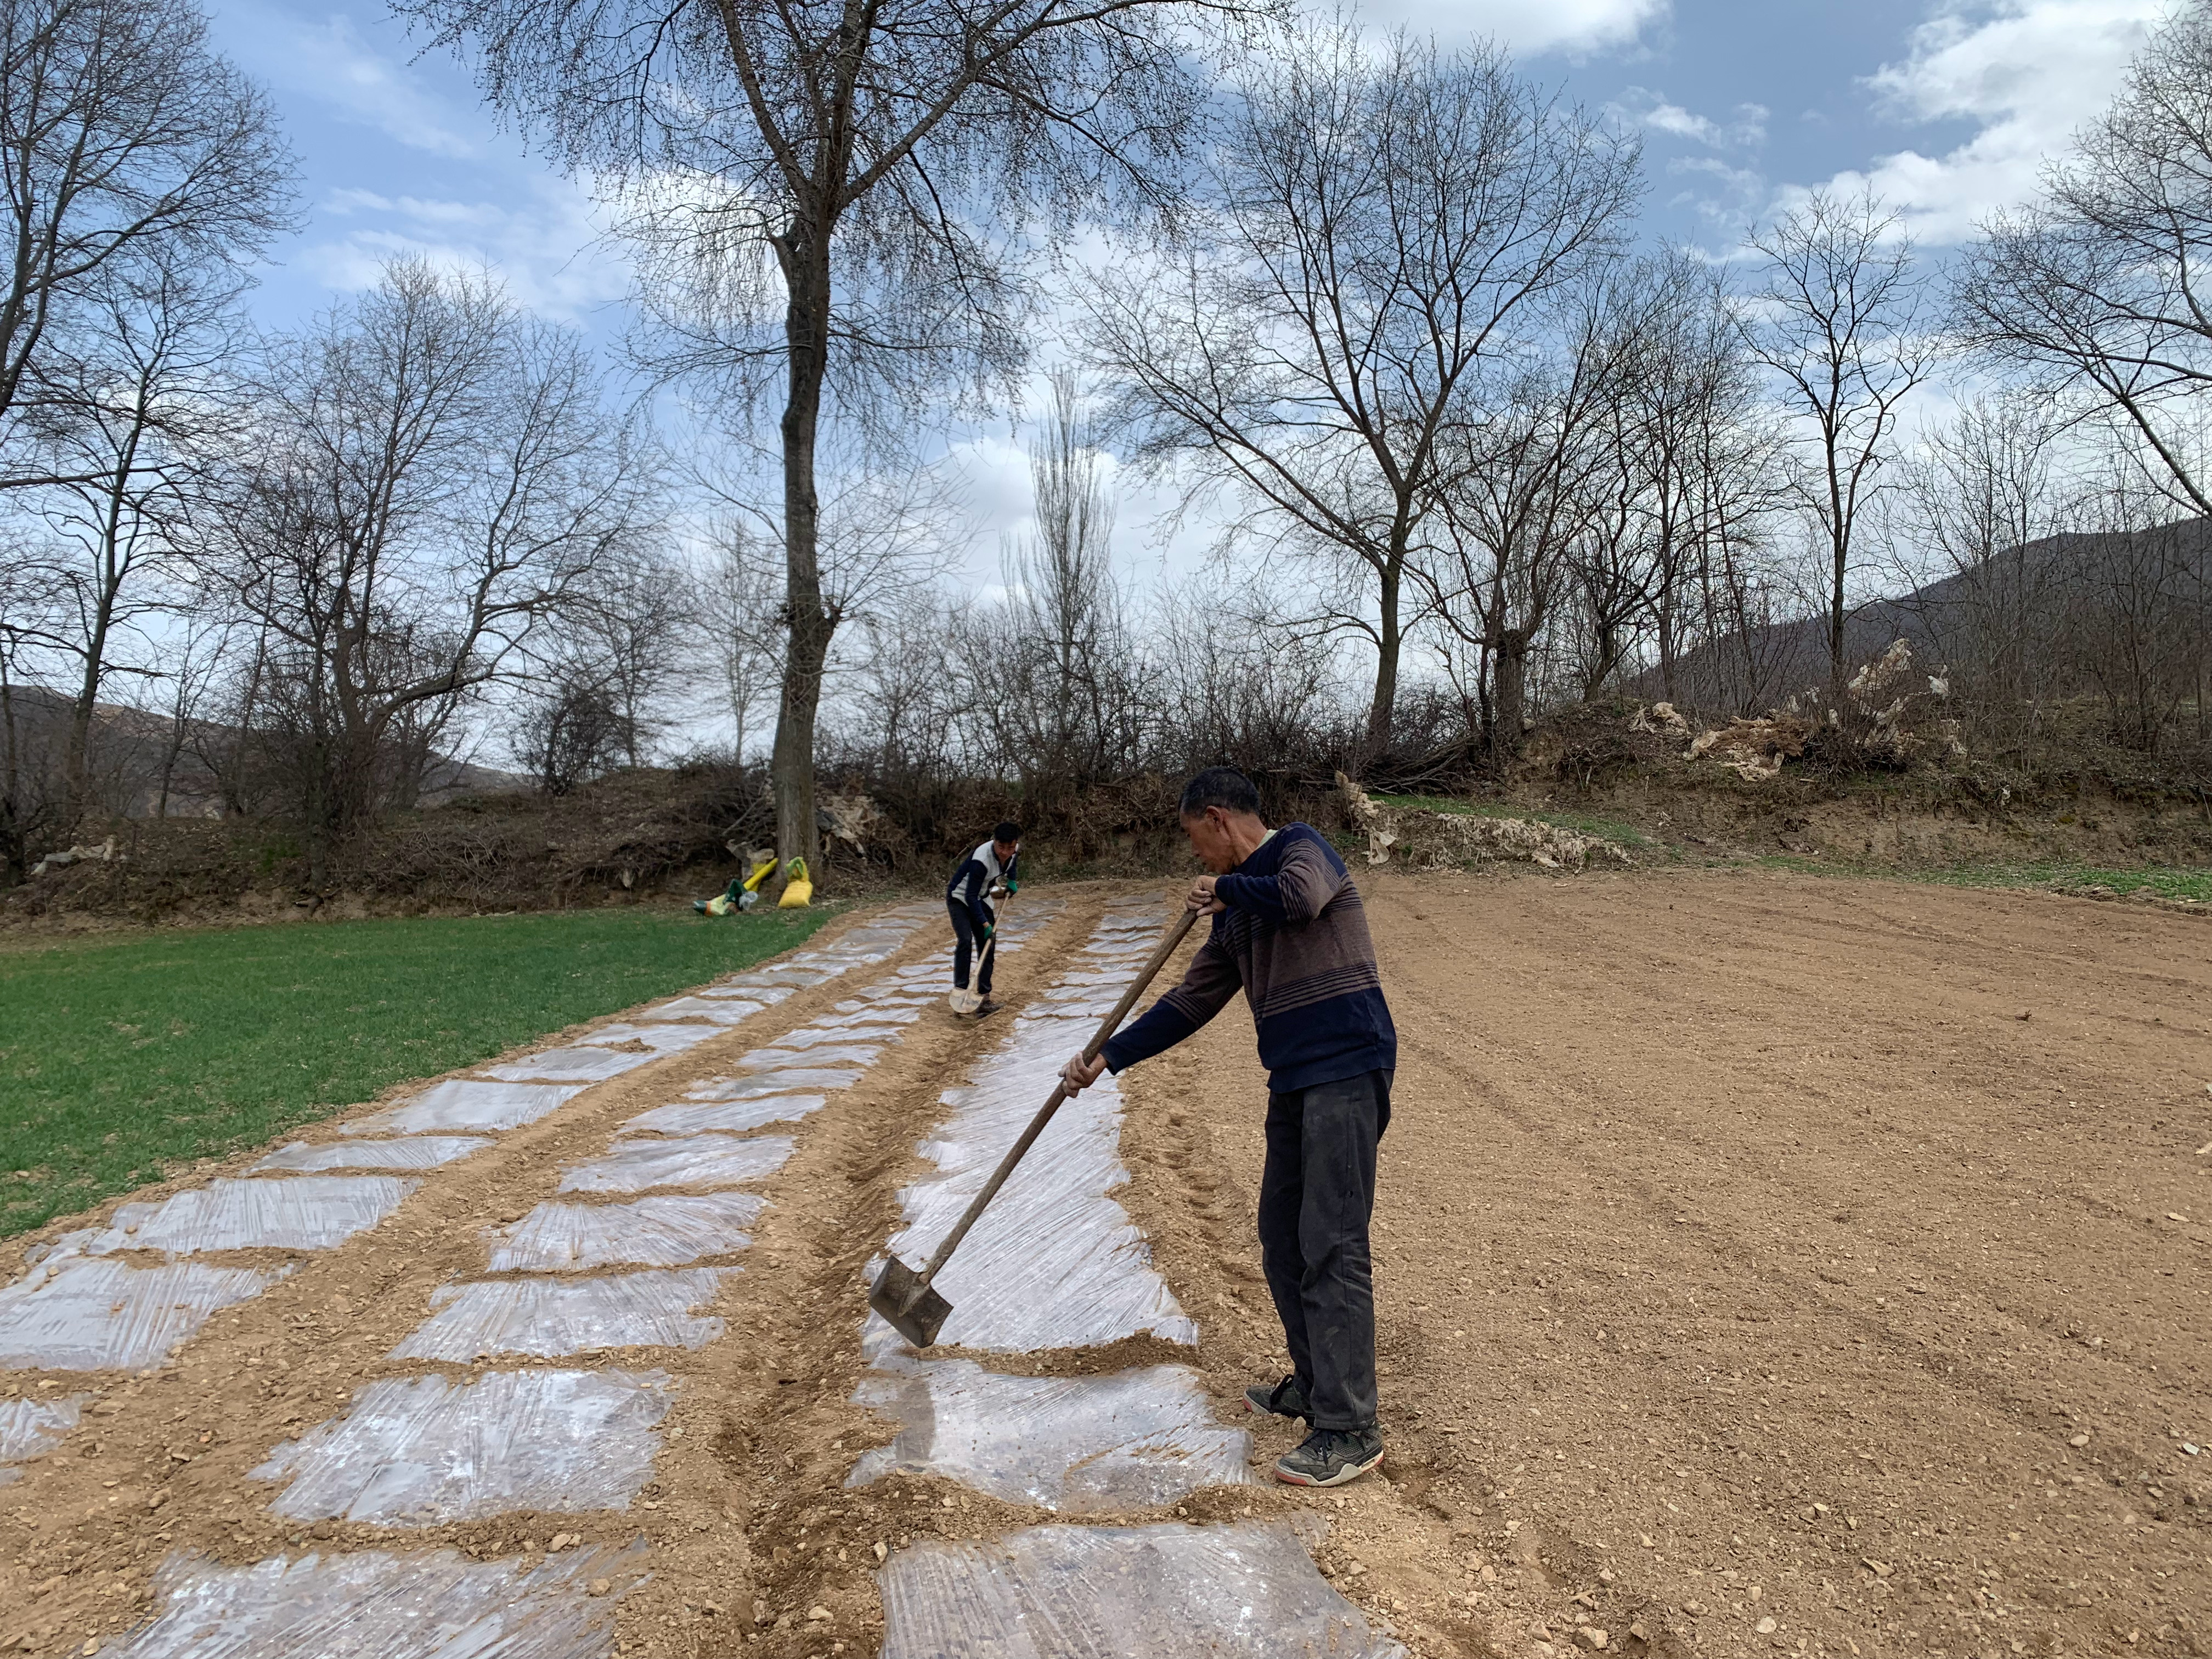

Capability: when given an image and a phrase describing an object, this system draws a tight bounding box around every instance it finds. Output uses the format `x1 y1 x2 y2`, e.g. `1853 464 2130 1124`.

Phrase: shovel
947 885 1011 1016
871 904 1202 1347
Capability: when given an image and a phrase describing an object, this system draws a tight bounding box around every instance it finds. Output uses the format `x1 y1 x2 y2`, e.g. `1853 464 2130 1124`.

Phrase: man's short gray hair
1178 766 1261 819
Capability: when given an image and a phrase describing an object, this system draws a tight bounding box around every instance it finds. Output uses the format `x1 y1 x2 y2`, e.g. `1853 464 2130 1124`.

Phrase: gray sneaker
1244 1374 1311 1421
1273 1427 1384 1488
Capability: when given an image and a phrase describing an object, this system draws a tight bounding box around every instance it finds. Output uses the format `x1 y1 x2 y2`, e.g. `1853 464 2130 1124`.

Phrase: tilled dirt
3 868 2207 1659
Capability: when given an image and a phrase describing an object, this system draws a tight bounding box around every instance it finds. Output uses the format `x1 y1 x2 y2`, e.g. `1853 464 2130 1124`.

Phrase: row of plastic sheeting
850 1356 1257 1511
489 1191 768 1272
617 1094 823 1137
252 1369 674 1523
556 1133 795 1195
868 943 1196 1353
40 1176 418 1261
391 1269 737 1361
109 1541 647 1657
877 1521 1409 1659
0 1392 90 1486
343 1079 586 1137
252 1136 489 1173
0 1257 288 1373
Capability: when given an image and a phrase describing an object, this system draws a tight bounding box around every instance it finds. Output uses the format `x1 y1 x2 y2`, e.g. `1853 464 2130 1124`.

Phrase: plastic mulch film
849 1357 1258 1511
389 1268 737 1360
557 1133 796 1195
631 996 763 1025
735 1043 882 1071
67 1176 418 1257
619 1094 826 1136
871 941 1195 1352
0 1392 91 1485
694 984 787 1003
250 1136 491 1174
819 1005 922 1028
344 1079 586 1136
482 1045 663 1083
109 1541 647 1659
488 1193 766 1272
252 1370 673 1523
0 1259 287 1372
762 1023 906 1047
877 1521 1410 1659
575 1022 718 1054
684 1069 862 1101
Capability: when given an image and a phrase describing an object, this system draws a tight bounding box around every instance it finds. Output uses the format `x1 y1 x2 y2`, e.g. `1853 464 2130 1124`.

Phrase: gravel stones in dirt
0 1257 288 1370
555 1132 797 1194
106 1542 647 1657
46 1175 417 1256
850 1356 1259 1511
252 1369 673 1522
488 1192 769 1272
250 1136 492 1173
876 1521 1408 1659
390 1268 739 1359
342 1079 586 1136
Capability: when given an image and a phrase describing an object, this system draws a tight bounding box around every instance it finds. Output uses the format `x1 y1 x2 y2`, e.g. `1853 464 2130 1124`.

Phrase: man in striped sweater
1061 767 1396 1487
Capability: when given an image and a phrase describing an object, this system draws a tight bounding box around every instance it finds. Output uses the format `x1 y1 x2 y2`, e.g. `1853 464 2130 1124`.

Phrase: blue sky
204 0 2171 577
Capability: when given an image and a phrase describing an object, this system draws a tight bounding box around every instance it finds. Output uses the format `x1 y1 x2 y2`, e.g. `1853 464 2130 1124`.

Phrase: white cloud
1809 0 2163 243
221 3 482 158
1355 0 1668 57
1612 87 1768 149
299 179 631 321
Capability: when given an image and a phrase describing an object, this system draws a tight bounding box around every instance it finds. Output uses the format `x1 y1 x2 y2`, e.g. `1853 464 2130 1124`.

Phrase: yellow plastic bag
776 856 813 909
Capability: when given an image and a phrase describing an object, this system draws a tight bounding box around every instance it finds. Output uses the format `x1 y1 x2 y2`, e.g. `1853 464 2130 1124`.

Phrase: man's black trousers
946 900 992 994
1257 1068 1391 1432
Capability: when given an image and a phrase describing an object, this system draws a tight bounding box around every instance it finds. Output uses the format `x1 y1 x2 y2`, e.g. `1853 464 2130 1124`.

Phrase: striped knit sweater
1101 822 1397 1093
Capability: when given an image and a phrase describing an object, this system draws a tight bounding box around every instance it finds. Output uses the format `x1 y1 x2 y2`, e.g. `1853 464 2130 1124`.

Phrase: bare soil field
1 868 2205 1659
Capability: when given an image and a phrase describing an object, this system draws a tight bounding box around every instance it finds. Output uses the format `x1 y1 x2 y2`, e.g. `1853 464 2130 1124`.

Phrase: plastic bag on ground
620 1096 825 1136
252 1369 672 1522
557 1134 795 1195
251 1136 489 1174
489 1193 766 1272
109 1541 647 1659
877 1521 1409 1659
343 1080 585 1136
71 1176 417 1257
389 1268 736 1360
0 1259 286 1372
850 1357 1257 1511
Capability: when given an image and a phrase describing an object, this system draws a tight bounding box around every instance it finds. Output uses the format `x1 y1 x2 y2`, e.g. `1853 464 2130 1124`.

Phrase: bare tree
1954 2 2212 519
1743 188 1936 690
215 260 658 882
0 0 291 484
1088 25 1638 748
26 257 246 826
692 515 784 763
398 0 1263 891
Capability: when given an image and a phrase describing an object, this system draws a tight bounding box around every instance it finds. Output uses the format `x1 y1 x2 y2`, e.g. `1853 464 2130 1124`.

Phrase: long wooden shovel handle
916 905 1202 1287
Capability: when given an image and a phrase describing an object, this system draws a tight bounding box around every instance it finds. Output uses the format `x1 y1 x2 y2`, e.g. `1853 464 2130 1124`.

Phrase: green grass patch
1373 794 1652 848
0 906 833 1238
1746 855 2211 902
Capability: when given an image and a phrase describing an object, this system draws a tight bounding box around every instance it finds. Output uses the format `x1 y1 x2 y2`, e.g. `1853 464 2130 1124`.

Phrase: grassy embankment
0 906 832 1238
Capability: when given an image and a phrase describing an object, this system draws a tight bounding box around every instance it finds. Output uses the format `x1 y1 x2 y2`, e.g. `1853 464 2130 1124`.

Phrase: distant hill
1634 517 2212 714
1 685 529 820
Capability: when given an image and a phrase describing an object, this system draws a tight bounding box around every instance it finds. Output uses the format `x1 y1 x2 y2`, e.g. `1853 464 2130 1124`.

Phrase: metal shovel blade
868 1256 953 1348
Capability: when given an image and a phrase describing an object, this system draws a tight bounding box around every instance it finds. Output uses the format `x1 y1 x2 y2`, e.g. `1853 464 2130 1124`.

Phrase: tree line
2 0 2209 889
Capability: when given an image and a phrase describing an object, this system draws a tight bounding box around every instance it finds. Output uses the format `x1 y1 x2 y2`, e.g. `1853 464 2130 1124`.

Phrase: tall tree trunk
1366 557 1402 749
769 228 833 891
1491 628 1529 766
